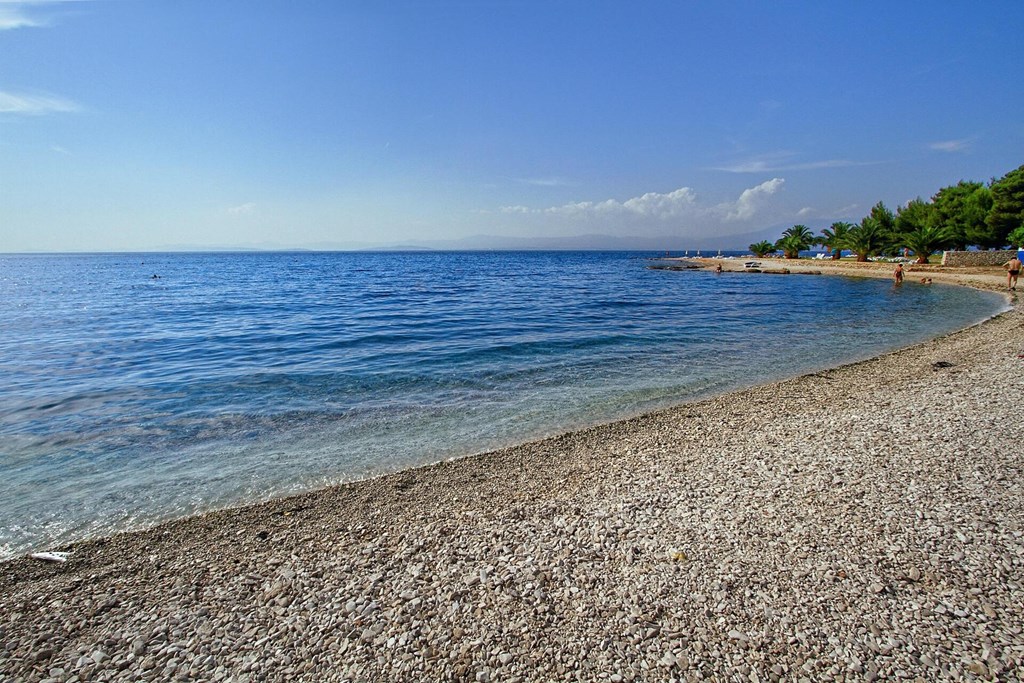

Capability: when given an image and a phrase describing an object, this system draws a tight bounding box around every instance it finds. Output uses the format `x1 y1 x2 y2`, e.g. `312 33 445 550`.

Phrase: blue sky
2 1 1022 251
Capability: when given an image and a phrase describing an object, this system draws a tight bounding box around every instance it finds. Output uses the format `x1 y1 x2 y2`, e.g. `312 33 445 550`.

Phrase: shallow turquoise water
0 251 1007 558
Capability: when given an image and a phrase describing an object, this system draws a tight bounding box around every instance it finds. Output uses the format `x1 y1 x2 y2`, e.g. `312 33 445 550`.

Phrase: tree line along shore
749 164 1024 263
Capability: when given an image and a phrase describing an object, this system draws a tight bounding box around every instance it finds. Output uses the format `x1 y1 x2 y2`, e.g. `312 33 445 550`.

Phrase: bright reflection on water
0 251 1008 557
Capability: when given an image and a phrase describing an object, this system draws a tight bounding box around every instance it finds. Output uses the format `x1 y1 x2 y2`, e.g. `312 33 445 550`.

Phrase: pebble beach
2 264 1022 683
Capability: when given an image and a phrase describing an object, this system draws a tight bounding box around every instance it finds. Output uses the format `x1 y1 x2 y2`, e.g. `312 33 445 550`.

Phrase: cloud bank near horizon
500 178 786 232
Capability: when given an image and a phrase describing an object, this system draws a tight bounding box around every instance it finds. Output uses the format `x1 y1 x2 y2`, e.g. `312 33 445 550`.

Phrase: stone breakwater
941 250 1018 268
2 289 1022 682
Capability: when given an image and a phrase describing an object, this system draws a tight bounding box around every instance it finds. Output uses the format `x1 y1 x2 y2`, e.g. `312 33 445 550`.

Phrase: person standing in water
893 263 904 285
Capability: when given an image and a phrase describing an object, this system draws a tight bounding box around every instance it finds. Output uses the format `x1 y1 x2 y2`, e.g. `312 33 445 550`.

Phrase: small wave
0 251 1006 558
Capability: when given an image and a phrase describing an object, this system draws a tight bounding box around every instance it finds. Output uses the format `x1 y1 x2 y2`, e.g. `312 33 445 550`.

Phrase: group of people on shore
892 256 1022 291
891 263 931 286
709 255 1020 290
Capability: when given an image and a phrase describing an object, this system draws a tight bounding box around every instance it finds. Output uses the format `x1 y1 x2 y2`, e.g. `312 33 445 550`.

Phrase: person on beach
1005 256 1021 290
893 263 904 285
715 263 723 274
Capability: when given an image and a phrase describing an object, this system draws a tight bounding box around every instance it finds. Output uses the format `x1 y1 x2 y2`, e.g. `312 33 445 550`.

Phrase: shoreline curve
2 262 1021 681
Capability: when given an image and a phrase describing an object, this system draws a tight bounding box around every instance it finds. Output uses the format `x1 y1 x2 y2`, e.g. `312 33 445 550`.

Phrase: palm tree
819 221 853 260
775 225 815 259
899 225 953 264
844 218 889 262
749 240 776 257
774 235 802 259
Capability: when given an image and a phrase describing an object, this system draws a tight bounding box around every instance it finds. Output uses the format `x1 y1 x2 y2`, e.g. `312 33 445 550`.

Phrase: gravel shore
2 268 1022 682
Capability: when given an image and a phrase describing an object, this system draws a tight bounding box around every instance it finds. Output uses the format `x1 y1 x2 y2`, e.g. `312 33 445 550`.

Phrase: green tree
845 218 889 262
866 201 900 256
869 201 896 234
783 224 816 244
774 224 815 259
898 225 953 264
894 198 934 236
775 235 802 259
987 165 1024 245
1008 225 1024 248
749 240 776 257
819 221 853 260
932 181 992 248
963 185 995 247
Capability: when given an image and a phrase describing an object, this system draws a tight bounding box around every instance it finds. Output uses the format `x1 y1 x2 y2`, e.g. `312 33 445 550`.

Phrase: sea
0 251 1009 559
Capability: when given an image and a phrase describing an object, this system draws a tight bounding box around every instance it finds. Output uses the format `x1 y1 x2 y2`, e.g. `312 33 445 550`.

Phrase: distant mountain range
370 230 778 252
154 227 785 253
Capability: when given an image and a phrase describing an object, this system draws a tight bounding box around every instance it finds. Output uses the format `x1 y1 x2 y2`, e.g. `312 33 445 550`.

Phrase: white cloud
721 178 785 221
797 206 815 217
516 177 573 187
50 143 70 154
227 202 256 215
928 138 972 153
0 1 82 31
500 180 784 226
541 199 617 217
0 90 80 114
0 6 38 29
622 187 698 217
530 186 698 220
715 152 872 173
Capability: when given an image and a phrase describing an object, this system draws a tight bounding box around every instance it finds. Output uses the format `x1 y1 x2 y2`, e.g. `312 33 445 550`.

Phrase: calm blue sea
0 251 1008 559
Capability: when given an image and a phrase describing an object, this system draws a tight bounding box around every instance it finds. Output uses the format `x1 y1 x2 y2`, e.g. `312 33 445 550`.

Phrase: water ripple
0 251 1007 558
